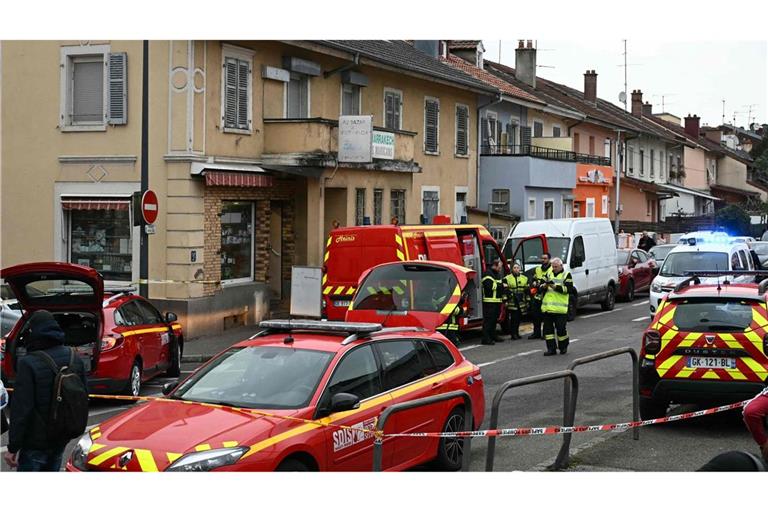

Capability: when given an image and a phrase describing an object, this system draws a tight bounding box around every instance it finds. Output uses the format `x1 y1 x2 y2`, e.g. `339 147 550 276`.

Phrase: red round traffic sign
141 190 159 224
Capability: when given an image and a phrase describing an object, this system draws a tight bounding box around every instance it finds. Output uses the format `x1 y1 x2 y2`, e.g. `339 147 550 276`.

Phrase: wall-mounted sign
262 65 290 82
338 115 373 163
372 130 395 160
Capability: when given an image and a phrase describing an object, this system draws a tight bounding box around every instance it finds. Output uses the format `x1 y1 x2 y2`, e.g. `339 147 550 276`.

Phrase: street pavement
1 293 758 471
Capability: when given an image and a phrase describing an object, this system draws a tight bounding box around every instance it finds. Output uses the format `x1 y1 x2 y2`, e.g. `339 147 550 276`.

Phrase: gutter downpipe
476 93 504 222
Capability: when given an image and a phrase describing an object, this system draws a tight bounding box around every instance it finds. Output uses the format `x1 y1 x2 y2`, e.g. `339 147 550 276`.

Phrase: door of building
268 202 283 299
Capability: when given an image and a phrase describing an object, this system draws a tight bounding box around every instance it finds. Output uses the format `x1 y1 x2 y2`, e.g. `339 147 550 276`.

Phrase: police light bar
258 319 383 334
684 271 768 277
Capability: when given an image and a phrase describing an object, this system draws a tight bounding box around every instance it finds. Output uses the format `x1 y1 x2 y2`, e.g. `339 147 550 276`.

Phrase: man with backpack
3 310 88 471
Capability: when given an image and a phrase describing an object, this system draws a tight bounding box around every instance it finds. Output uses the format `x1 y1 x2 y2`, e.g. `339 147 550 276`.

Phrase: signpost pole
140 40 149 298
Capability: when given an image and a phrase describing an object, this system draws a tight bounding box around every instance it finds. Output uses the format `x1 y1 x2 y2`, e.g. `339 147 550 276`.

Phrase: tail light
643 330 661 355
101 334 124 351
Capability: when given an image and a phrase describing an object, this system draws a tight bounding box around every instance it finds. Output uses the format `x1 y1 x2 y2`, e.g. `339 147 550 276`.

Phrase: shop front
573 164 613 218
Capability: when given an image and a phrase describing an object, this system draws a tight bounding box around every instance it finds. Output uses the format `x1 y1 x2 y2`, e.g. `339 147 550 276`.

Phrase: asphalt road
1 294 757 471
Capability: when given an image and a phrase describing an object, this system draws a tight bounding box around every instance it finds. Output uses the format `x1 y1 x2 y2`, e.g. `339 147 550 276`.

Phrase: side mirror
329 392 360 413
162 381 179 396
165 312 178 323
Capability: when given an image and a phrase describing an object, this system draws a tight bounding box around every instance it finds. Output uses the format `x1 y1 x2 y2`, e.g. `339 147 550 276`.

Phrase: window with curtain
341 83 360 116
355 188 366 226
391 190 406 225
422 190 439 223
286 73 309 118
71 56 104 124
373 189 383 225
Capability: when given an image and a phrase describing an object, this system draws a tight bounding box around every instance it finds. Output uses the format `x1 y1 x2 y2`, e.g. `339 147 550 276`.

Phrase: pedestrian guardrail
485 370 579 471
552 347 639 470
372 390 473 472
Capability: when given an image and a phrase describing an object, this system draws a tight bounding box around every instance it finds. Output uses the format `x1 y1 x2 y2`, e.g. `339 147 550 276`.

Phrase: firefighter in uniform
541 257 574 356
481 258 504 345
528 252 552 339
436 303 461 345
503 262 529 340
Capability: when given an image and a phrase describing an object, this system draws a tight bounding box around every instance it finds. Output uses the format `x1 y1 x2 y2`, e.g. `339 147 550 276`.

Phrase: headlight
71 432 93 471
651 282 662 293
165 447 247 472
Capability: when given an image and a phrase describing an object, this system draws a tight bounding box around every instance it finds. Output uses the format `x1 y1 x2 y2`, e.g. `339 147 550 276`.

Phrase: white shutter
224 58 238 128
107 53 127 125
72 59 104 123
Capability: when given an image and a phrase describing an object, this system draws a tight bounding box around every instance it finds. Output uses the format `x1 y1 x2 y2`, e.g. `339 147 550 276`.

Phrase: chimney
515 39 537 88
684 114 701 139
583 70 597 103
631 90 643 117
642 102 653 117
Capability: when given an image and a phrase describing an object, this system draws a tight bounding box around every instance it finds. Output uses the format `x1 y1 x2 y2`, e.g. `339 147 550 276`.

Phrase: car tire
275 458 310 471
165 339 182 378
124 360 142 397
435 407 466 471
626 280 635 302
639 396 668 420
600 284 616 311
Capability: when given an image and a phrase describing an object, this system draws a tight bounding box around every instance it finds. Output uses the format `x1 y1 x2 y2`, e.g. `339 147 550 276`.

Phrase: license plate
333 300 351 308
687 356 736 369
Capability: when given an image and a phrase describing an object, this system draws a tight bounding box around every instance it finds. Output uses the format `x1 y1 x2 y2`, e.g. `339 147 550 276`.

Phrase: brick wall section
203 178 297 296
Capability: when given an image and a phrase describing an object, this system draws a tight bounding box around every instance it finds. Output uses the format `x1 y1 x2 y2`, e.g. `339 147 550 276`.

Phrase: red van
322 223 508 328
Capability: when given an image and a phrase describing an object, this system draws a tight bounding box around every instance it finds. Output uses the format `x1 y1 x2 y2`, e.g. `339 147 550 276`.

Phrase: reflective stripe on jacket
482 274 502 303
504 273 529 310
541 270 572 315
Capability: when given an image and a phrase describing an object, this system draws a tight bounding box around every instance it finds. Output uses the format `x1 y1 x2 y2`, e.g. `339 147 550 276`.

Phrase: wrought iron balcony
480 144 611 166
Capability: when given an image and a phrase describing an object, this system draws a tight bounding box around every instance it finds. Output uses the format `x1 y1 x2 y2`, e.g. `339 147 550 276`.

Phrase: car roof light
258 319 383 335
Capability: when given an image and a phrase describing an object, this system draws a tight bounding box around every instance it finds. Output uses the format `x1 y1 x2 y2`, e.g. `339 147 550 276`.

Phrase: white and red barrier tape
381 400 751 438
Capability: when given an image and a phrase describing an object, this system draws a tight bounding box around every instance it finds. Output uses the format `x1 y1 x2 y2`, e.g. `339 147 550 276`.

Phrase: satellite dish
619 91 627 104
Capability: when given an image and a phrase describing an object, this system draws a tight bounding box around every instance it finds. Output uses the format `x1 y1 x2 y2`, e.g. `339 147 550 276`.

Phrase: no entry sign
141 190 159 225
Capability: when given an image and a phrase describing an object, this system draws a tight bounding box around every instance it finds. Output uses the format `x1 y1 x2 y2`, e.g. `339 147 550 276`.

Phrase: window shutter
107 53 127 125
224 58 238 128
424 99 439 153
456 106 468 155
394 94 401 130
237 60 250 129
384 93 394 128
521 126 532 147
299 77 309 118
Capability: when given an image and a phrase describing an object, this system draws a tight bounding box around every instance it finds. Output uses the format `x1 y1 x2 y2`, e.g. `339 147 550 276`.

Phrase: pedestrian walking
541 257 574 356
528 252 552 339
637 231 656 252
3 310 88 472
504 262 528 340
481 258 504 345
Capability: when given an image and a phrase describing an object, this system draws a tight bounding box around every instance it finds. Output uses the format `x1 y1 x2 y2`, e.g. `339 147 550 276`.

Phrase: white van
503 218 619 317
649 241 755 315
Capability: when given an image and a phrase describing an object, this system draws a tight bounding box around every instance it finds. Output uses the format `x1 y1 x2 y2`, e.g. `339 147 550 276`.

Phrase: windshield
659 252 729 277
504 237 569 265
353 264 458 312
174 346 333 409
617 250 631 266
672 298 755 332
649 245 674 261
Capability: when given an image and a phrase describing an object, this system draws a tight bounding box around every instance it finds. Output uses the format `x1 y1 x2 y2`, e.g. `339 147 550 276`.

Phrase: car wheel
639 396 668 420
600 284 616 311
626 280 635 302
435 407 466 471
124 361 142 397
165 339 182 378
275 458 310 471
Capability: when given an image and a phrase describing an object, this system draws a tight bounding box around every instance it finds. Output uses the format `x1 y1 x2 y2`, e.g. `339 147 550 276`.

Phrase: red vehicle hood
1 262 103 314
86 400 304 471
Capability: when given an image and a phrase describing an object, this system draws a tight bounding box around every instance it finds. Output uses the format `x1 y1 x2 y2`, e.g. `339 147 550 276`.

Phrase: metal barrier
552 347 639 470
372 390 473 472
485 370 579 471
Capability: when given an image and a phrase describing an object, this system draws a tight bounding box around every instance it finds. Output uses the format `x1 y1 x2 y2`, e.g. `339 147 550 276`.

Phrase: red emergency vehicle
322 221 508 328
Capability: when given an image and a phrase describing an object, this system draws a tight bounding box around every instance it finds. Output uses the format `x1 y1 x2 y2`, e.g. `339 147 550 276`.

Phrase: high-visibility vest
482 274 502 303
437 305 461 331
532 265 553 302
541 270 571 315
504 273 529 310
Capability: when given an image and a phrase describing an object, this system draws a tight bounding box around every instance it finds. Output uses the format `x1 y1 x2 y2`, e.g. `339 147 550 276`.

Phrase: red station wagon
1 262 184 396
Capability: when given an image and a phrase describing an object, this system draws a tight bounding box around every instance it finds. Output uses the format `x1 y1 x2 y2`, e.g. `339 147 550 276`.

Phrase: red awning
61 199 130 211
204 171 273 188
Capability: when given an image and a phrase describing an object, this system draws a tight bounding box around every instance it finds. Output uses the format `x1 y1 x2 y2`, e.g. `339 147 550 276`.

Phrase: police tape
129 278 222 285
380 400 752 438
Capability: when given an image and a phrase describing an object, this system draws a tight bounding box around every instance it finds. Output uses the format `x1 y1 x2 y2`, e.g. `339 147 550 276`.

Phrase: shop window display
69 208 132 281
221 201 254 282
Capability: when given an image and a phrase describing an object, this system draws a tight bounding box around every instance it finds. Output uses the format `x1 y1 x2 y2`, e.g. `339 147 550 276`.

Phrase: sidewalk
182 324 263 363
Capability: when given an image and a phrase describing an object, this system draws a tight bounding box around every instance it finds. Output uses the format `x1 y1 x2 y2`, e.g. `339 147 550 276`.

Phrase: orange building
574 164 613 218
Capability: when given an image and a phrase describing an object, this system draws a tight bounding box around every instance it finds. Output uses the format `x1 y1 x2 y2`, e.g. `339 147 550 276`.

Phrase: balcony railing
481 144 611 166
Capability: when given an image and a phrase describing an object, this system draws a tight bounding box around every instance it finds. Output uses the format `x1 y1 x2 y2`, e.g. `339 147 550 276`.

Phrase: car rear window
671 298 755 332
353 263 459 313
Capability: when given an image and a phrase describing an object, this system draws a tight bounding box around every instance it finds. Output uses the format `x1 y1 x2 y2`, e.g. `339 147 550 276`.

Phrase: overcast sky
483 40 766 130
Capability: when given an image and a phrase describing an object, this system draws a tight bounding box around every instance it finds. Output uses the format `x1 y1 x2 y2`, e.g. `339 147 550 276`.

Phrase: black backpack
33 349 89 444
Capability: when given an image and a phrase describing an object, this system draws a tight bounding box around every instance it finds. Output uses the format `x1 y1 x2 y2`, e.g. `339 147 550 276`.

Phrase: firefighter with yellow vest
540 257 574 356
528 252 552 339
481 258 504 345
433 289 462 346
503 262 529 340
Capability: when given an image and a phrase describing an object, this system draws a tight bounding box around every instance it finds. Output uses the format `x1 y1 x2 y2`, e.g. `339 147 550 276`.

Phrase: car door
133 299 165 372
629 251 646 289
319 344 393 471
568 236 587 300
375 338 447 469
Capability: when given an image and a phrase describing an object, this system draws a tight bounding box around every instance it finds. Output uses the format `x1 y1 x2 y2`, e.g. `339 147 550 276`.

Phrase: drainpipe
476 93 503 218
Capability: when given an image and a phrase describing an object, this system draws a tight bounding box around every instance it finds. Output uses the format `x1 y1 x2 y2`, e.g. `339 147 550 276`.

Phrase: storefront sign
372 130 395 160
338 115 373 163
